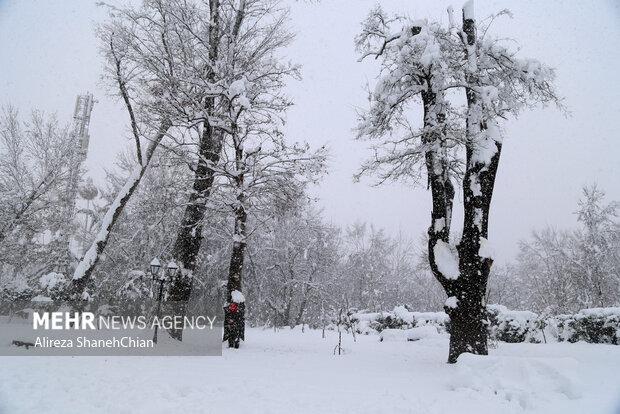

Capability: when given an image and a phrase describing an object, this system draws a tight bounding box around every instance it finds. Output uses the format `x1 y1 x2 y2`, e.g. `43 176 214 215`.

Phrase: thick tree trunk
424 5 503 363
447 290 488 363
167 124 222 340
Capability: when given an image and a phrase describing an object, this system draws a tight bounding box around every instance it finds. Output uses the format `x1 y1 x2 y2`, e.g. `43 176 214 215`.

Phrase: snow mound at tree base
450 353 582 409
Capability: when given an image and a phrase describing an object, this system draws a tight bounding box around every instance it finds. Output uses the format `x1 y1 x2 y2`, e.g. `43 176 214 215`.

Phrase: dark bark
447 135 501 362
227 205 247 302
223 205 247 344
169 125 222 276
422 86 455 291
446 294 488 363
167 123 222 340
223 169 247 350
421 84 487 364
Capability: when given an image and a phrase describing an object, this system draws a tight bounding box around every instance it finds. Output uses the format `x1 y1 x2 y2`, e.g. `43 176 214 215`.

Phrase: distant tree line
487 185 619 315
1 128 616 322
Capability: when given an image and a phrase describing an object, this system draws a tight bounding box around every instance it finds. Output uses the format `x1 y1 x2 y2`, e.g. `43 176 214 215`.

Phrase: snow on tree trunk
356 2 560 363
227 202 247 305
70 165 142 297
70 121 170 299
443 2 500 363
422 86 455 291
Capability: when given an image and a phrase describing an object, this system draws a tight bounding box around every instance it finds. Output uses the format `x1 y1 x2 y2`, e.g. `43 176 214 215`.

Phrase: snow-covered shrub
38 272 68 301
487 305 620 345
354 305 619 345
555 308 620 344
117 271 151 300
350 311 411 333
486 304 540 343
409 311 450 333
371 313 412 332
350 306 449 334
0 272 34 304
115 270 153 315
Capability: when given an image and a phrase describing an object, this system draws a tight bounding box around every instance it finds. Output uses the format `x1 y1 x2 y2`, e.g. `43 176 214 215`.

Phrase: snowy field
1 328 619 414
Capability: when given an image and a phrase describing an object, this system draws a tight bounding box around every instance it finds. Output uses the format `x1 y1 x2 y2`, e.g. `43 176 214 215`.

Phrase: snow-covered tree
69 0 185 297
244 201 340 328
72 0 300 310
342 223 393 312
75 149 190 299
573 185 619 307
511 186 619 313
356 2 561 362
0 106 77 290
516 227 579 314
98 0 311 342
217 115 327 342
0 106 73 246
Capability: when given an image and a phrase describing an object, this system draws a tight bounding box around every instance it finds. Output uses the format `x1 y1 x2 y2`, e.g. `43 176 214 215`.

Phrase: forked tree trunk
443 4 501 363
421 5 502 363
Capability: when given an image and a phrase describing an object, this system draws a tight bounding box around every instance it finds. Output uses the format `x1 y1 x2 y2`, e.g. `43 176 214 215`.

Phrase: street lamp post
149 258 179 344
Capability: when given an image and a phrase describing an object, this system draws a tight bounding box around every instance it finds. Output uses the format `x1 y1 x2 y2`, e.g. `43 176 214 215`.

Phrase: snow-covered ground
1 327 619 414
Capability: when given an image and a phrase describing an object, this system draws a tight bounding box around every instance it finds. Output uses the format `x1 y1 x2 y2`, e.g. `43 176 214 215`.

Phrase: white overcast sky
0 0 618 263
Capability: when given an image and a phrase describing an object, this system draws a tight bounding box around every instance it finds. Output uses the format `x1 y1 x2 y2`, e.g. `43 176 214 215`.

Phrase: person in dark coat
223 302 245 348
